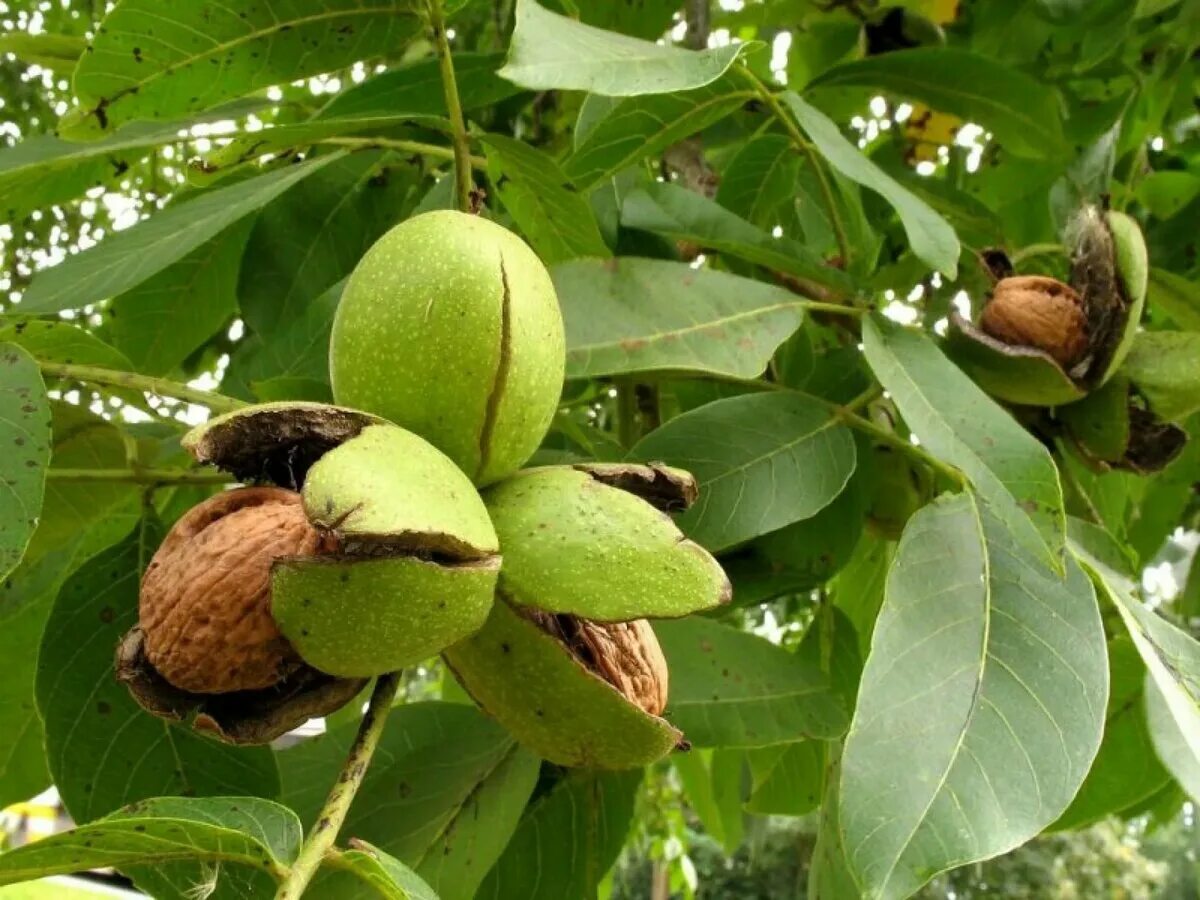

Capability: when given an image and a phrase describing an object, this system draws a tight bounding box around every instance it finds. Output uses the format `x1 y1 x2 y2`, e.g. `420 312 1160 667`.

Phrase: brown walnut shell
529 611 669 716
140 486 331 694
979 275 1088 369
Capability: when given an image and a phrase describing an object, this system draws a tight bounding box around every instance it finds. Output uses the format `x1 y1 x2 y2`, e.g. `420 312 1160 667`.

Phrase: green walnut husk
946 207 1148 407
330 210 565 486
118 402 500 744
1058 377 1188 475
444 464 731 769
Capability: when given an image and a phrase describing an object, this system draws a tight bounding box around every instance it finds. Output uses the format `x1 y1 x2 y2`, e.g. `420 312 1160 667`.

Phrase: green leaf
61 1 426 138
840 493 1107 900
0 797 299 885
482 134 610 264
808 748 859 900
0 404 141 809
750 466 869 593
831 534 894 657
1052 635 1171 830
0 318 134 373
0 32 85 70
239 153 403 338
0 101 266 222
655 616 849 746
36 529 281 823
745 741 826 817
1071 520 1200 794
224 278 342 403
631 392 857 552
1145 677 1200 803
281 702 539 900
475 770 641 900
20 154 341 314
716 134 803 229
1120 331 1200 420
325 842 440 900
1147 267 1200 331
105 220 251 376
318 53 518 120
781 93 960 278
674 750 745 854
1137 170 1200 219
564 76 753 188
0 343 51 583
619 181 857 295
809 48 1070 160
555 257 806 381
863 315 1065 567
499 0 754 96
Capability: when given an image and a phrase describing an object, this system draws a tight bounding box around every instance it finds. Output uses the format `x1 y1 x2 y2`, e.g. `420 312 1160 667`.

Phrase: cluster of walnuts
122 211 730 768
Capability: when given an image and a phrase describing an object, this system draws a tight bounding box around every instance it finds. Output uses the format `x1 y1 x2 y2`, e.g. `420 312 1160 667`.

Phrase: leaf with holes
0 343 51 585
630 391 856 552
0 796 300 886
61 1 428 138
840 493 1106 900
0 404 142 809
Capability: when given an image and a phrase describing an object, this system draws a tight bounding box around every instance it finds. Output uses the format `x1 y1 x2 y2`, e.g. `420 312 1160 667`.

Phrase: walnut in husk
946 208 1149 408
118 401 501 745
444 464 730 769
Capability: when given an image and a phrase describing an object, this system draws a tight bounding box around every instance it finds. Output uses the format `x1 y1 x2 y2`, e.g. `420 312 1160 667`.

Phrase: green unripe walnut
445 464 731 769
330 211 565 486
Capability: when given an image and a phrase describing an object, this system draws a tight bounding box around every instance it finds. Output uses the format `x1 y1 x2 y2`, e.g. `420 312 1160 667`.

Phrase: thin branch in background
735 66 851 267
684 0 711 50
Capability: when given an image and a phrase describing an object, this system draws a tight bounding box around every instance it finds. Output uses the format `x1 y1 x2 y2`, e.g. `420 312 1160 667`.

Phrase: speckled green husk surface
329 210 565 486
270 422 500 676
302 423 498 557
273 554 500 677
484 466 730 622
444 601 682 769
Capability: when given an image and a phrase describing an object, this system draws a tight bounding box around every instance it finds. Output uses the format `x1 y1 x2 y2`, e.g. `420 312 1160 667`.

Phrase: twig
38 361 245 415
319 136 487 169
427 0 475 213
735 66 851 266
273 672 403 900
